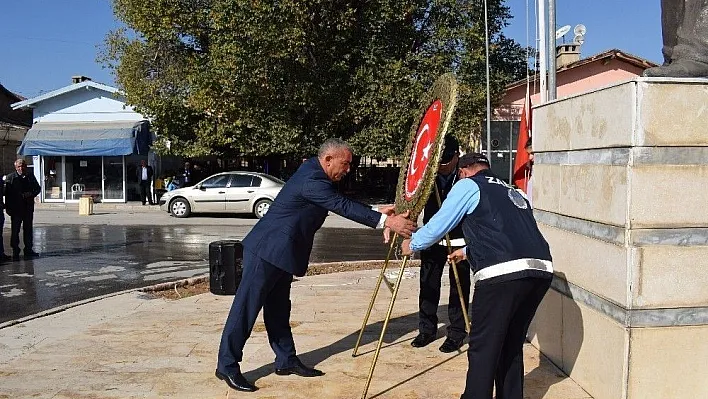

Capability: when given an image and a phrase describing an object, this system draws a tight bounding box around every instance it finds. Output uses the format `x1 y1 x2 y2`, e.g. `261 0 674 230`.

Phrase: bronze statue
644 0 708 77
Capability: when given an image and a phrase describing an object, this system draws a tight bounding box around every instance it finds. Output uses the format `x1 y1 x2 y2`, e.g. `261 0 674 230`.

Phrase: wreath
394 73 458 221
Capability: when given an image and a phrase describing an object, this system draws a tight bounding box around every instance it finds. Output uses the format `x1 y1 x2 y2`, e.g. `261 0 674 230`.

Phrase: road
0 209 391 324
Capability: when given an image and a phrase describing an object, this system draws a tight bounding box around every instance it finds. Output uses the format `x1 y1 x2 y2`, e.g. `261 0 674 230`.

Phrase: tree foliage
100 0 527 157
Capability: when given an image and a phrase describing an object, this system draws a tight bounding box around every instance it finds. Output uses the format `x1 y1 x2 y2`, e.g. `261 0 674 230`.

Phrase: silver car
159 171 284 218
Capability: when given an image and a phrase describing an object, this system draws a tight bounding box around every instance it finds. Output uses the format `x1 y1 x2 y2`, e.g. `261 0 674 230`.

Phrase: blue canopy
18 121 151 156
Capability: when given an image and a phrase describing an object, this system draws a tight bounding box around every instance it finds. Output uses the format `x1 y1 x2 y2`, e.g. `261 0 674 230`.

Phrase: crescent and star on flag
395 74 458 221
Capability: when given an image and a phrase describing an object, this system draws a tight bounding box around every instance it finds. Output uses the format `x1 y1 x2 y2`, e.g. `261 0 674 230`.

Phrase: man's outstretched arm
302 178 417 238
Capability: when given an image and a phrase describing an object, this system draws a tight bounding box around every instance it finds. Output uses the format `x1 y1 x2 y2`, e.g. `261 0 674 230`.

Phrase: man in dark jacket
215 138 417 393
402 153 553 399
136 160 155 205
411 135 471 353
181 161 194 187
0 181 10 263
5 159 42 260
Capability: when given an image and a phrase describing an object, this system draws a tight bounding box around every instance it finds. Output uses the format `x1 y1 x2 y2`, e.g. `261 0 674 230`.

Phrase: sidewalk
31 205 375 228
35 201 162 212
0 267 592 399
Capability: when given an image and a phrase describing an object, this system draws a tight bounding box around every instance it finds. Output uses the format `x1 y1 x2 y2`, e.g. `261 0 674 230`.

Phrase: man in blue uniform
411 135 471 353
216 138 417 392
402 152 553 399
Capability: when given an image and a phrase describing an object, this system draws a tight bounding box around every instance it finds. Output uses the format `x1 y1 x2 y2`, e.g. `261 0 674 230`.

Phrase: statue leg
645 0 708 77
661 0 684 64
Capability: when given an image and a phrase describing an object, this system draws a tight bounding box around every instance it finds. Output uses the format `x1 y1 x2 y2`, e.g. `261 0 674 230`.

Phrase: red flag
513 86 532 192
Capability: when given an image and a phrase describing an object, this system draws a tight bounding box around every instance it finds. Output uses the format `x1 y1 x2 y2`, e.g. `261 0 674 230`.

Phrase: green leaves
101 0 526 157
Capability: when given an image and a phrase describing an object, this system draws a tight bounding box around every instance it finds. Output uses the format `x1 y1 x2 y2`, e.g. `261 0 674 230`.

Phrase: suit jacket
242 157 381 276
4 172 41 215
137 165 154 182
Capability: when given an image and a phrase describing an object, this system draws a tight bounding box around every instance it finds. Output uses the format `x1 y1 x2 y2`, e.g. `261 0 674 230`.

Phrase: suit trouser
461 276 551 399
139 181 152 204
0 211 5 255
10 211 34 254
419 245 471 341
217 249 297 374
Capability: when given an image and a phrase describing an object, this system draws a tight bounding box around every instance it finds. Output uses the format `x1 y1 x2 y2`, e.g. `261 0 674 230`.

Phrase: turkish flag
513 86 532 192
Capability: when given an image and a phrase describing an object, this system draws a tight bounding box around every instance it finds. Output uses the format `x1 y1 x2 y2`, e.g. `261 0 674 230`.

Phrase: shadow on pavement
241 290 579 399
244 307 448 384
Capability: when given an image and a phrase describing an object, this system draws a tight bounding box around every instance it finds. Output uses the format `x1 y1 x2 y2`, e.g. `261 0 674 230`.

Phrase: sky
0 0 663 99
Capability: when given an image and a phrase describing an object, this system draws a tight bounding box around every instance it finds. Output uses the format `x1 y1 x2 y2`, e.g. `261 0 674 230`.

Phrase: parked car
159 171 284 218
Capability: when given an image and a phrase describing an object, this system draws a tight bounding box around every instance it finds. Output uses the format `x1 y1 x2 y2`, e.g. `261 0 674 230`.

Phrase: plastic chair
71 183 85 200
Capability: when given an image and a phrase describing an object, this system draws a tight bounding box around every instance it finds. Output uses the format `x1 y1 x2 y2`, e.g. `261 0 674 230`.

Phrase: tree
100 0 527 158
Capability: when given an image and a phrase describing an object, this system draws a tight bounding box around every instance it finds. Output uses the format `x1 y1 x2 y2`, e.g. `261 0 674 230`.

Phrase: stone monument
644 0 708 77
528 77 708 399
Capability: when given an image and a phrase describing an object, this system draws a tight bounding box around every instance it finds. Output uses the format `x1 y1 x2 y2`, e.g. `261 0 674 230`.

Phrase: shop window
66 157 103 201
103 156 124 200
43 156 63 200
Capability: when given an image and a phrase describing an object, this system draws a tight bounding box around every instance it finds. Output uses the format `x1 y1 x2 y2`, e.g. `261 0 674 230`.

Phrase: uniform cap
458 152 490 168
440 135 460 164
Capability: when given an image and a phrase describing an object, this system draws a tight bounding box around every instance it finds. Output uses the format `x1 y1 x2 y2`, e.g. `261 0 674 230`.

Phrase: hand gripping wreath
394 73 458 220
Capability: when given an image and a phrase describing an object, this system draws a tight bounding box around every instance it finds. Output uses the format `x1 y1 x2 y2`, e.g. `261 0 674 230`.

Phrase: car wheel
170 198 191 218
253 199 272 219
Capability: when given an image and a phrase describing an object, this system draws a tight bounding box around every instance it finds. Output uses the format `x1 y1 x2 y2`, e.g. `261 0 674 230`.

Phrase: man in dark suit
0 178 10 263
215 138 417 392
5 159 41 260
136 160 155 205
181 161 194 187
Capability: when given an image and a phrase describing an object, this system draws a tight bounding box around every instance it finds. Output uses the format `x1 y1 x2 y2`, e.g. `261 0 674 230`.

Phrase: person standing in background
192 163 204 184
0 180 10 263
5 159 41 260
181 161 194 187
137 160 155 205
523 138 534 207
410 135 471 353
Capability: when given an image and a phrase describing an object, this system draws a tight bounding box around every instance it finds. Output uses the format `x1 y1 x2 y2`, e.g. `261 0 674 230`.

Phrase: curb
139 275 209 292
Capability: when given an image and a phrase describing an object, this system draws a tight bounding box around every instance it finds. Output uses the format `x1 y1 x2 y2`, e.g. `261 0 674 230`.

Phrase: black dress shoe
24 251 39 259
215 370 258 392
275 359 324 377
411 333 436 348
0 254 12 262
439 337 465 353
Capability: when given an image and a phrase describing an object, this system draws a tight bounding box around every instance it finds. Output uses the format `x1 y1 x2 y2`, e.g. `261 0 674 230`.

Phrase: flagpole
548 0 557 100
538 0 547 103
484 0 492 166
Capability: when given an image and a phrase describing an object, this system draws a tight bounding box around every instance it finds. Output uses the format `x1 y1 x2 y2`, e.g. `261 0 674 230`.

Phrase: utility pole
548 0 557 100
538 0 547 103
484 0 492 166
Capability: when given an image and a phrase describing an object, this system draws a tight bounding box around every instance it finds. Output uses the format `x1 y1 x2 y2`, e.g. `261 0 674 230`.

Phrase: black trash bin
209 240 244 295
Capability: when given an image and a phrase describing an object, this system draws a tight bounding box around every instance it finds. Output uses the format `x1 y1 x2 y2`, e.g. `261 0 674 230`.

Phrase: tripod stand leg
361 255 409 399
352 233 399 357
446 246 471 333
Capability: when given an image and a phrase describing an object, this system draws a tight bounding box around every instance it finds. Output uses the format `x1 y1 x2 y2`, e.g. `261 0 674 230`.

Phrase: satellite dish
574 24 587 36
556 25 571 40
574 34 585 45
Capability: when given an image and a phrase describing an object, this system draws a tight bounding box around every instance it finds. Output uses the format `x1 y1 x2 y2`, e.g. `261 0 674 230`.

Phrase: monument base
528 77 708 399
